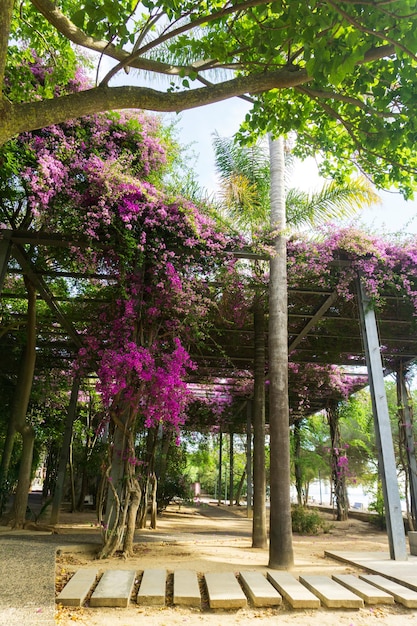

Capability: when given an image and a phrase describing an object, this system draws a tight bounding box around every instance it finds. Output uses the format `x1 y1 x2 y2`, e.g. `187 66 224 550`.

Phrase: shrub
291 505 330 534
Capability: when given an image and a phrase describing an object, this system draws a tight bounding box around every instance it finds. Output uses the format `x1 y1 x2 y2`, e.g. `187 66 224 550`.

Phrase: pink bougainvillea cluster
288 362 367 420
1 60 241 439
287 226 417 312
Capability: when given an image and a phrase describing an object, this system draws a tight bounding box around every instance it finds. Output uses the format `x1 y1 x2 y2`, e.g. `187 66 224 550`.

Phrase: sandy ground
54 502 417 626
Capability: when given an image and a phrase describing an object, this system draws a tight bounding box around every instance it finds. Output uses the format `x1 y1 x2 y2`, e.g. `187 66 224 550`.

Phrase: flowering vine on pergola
2 227 417 419
1 84 417 556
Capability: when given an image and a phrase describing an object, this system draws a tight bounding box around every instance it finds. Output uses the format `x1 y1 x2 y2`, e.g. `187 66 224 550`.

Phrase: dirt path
55 503 417 626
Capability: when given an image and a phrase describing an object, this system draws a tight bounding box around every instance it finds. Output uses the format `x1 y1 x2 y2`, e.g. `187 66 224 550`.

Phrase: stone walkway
2 498 417 624
55 564 417 612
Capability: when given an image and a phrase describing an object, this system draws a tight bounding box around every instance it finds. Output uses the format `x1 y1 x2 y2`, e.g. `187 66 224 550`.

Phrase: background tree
0 0 416 201
291 413 330 506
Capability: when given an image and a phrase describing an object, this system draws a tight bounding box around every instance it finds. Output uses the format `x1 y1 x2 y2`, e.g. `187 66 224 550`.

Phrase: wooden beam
12 245 83 348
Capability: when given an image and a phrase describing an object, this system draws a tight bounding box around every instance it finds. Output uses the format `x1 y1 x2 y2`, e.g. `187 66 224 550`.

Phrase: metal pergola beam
357 276 407 561
288 291 338 352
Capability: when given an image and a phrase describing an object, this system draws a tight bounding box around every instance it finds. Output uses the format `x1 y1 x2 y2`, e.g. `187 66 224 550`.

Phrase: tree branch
100 0 275 84
296 85 396 119
29 0 272 84
303 91 417 176
0 0 14 96
0 68 309 145
326 0 417 60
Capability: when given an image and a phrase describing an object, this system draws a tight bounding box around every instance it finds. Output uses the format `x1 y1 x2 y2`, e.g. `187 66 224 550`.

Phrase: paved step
332 574 394 605
267 571 320 608
90 570 136 607
359 574 417 608
56 568 99 607
137 568 166 606
239 571 282 607
204 572 247 609
173 570 201 607
299 575 364 608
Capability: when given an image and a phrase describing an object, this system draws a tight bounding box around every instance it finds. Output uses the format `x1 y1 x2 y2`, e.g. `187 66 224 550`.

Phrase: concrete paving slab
359 574 417 608
332 574 394 605
267 571 320 609
205 572 247 609
56 568 98 607
299 575 364 608
239 571 282 607
90 569 136 607
173 570 201 607
137 568 166 606
326 550 417 592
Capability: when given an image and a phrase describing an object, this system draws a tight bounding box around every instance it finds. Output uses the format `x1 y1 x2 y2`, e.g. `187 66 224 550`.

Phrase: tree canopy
2 1 417 195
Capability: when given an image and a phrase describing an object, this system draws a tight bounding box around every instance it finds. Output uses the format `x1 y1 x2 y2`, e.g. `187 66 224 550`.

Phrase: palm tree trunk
268 135 294 569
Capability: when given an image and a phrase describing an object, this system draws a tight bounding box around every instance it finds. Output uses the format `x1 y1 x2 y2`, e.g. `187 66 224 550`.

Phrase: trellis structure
0 227 416 559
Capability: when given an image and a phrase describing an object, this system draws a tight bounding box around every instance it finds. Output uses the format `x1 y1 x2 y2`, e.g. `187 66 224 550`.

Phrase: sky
163 98 417 236
100 51 417 236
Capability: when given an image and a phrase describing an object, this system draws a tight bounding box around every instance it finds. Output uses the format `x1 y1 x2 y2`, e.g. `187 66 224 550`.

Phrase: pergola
1 228 416 560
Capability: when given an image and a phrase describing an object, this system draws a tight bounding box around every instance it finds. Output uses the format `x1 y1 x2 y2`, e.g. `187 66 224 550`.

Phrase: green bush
368 492 386 530
291 505 330 534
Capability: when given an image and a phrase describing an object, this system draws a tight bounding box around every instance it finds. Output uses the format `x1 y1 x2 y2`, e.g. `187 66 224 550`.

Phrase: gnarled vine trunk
98 406 141 558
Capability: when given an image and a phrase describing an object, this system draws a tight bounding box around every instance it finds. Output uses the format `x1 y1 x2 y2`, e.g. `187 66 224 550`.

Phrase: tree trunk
137 428 158 528
396 364 417 530
10 277 37 528
42 441 60 499
293 419 303 506
122 476 141 556
0 416 16 512
68 435 77 512
150 472 157 529
217 431 223 505
12 425 35 527
50 376 80 524
235 469 246 506
227 432 233 506
327 404 349 521
99 416 130 555
252 296 267 548
268 135 294 569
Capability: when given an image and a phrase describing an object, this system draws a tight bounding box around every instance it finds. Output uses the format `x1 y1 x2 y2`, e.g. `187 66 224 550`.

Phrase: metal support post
357 276 407 560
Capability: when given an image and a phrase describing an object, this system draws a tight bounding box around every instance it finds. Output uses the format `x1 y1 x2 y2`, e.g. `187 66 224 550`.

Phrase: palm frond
287 177 380 228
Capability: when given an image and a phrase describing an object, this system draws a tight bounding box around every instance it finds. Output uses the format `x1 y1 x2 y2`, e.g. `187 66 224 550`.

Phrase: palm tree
213 133 379 565
213 132 379 236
